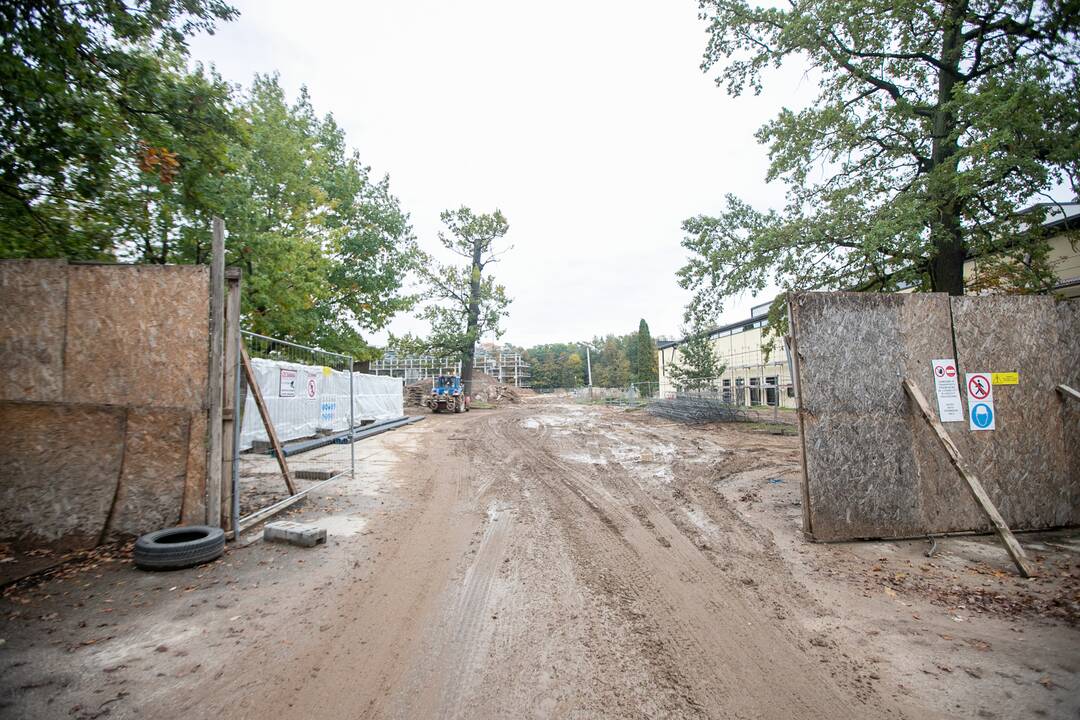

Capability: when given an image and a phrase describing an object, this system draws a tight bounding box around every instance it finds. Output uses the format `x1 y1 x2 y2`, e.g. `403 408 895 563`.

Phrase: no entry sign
931 359 963 422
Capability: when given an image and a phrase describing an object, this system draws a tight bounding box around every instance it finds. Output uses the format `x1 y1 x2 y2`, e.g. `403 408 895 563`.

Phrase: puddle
317 514 369 537
560 453 607 465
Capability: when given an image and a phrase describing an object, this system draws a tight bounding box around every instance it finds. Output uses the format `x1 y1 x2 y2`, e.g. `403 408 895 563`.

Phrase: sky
188 1 817 347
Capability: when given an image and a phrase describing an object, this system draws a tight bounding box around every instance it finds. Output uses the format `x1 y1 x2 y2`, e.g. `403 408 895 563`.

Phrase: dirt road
222 405 870 719
3 399 1077 719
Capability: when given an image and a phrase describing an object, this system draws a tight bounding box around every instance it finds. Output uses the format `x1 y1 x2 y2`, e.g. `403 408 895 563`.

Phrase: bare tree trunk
927 0 967 296
460 237 484 398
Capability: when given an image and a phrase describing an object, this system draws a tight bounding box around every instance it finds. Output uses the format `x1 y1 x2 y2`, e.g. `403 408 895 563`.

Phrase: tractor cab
426 375 469 413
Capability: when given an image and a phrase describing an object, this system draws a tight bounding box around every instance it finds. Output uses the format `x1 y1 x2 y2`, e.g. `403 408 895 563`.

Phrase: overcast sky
189 1 817 347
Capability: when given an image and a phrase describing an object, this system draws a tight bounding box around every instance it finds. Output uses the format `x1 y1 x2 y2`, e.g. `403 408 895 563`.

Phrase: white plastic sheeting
239 357 404 451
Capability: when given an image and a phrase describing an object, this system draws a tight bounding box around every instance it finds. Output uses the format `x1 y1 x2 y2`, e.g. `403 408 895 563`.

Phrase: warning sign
279 368 297 398
965 373 995 431
992 372 1018 385
931 359 964 422
967 373 992 401
306 375 318 399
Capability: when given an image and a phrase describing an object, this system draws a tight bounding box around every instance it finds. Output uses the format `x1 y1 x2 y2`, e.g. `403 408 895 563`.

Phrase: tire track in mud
497 406 874 719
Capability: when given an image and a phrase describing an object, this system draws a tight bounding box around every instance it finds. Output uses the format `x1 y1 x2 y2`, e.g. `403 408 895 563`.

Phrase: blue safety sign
970 401 995 430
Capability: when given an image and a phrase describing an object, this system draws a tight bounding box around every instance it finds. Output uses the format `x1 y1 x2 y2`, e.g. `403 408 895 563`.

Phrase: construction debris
405 372 526 407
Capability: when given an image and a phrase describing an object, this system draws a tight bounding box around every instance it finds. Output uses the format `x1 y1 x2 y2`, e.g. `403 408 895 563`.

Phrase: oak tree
680 0 1080 324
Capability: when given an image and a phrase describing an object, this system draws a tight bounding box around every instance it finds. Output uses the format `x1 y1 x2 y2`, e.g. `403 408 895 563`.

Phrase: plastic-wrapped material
239 358 403 451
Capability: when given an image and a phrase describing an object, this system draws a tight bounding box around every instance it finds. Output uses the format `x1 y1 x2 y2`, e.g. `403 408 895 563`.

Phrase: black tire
134 525 225 571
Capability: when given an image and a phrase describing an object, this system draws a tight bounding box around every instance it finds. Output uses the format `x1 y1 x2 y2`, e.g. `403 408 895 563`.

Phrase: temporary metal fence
647 373 798 425
232 331 355 531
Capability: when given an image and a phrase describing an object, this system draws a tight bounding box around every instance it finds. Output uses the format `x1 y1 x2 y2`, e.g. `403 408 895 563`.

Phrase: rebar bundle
646 396 749 424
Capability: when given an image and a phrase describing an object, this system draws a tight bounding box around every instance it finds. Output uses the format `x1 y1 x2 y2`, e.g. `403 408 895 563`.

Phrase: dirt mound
405 373 525 407
470 372 523 404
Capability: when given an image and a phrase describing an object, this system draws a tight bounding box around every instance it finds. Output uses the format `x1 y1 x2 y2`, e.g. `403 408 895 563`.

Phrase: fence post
206 217 225 528
349 356 355 480
220 267 241 533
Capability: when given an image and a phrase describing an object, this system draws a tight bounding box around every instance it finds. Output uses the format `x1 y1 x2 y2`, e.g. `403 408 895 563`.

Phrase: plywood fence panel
1058 300 1080 521
791 292 956 540
64 265 210 410
794 291 1079 541
0 259 67 402
0 403 125 549
951 296 1073 529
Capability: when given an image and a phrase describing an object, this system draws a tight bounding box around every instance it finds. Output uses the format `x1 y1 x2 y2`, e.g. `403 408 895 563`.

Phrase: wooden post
1057 384 1080 403
206 217 225 528
220 268 241 532
902 378 1035 578
241 343 296 495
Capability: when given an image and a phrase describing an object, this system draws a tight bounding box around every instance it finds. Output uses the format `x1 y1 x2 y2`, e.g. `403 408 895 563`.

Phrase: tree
524 343 587 389
632 319 659 388
680 0 1080 325
667 328 726 393
592 335 631 388
396 207 512 396
207 77 418 360
0 0 238 259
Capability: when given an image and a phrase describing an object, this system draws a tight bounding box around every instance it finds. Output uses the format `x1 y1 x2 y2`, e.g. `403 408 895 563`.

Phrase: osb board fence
790 292 1079 542
0 259 211 551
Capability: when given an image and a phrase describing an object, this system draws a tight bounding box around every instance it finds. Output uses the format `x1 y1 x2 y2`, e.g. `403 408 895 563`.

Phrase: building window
722 378 731 403
735 378 745 406
765 375 778 406
749 377 761 405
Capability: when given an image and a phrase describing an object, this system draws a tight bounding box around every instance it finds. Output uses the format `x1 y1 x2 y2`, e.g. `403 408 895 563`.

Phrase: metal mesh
234 331 354 523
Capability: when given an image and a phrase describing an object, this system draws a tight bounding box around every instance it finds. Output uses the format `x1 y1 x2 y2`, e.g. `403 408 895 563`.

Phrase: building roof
659 310 770 350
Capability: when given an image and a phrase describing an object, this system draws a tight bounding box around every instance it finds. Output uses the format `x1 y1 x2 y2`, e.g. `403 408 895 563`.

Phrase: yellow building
658 202 1079 404
657 301 797 408
965 202 1080 298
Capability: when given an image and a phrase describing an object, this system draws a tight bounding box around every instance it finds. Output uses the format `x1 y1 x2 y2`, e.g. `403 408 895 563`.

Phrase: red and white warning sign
931 359 964 422
306 375 318 399
965 372 996 431
967 373 992 401
278 368 297 398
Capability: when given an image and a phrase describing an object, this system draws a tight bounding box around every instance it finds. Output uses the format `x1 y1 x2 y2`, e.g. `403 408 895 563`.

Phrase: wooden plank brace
241 343 297 495
902 378 1035 578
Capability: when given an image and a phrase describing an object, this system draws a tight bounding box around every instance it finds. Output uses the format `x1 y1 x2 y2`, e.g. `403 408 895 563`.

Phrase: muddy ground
1 398 1078 719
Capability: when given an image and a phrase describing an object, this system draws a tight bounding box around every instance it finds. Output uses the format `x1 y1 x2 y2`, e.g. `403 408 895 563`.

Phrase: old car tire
134 526 225 571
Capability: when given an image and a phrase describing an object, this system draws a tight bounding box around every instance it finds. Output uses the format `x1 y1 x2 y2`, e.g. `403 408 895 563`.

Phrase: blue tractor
426 375 469 413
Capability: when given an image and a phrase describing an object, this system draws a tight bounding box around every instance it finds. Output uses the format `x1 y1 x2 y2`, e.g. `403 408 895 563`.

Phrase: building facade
657 301 797 408
657 202 1080 406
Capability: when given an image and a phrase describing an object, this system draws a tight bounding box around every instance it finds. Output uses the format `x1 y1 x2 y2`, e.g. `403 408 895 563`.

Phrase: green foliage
207 77 419 360
667 328 726 392
0 0 238 259
633 319 659 386
392 207 511 364
0 1 417 362
681 0 1080 325
524 319 659 390
525 343 587 389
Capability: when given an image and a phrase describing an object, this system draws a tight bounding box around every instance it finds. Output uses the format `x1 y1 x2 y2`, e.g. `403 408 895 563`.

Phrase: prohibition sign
306 377 318 399
967 374 991 400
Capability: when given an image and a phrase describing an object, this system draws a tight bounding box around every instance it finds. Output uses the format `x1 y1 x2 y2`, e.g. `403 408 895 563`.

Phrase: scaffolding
371 345 531 387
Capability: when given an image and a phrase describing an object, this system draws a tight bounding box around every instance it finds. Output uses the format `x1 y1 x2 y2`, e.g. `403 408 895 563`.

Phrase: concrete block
293 469 340 481
264 521 327 548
